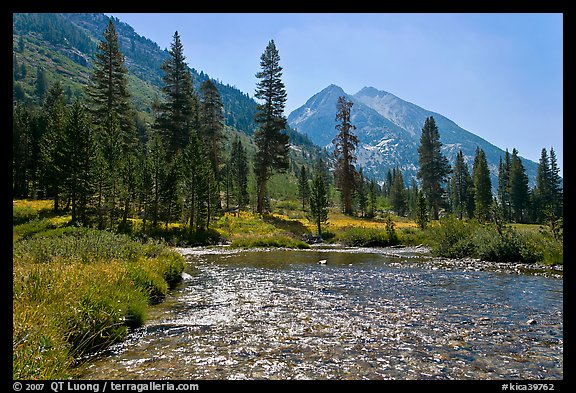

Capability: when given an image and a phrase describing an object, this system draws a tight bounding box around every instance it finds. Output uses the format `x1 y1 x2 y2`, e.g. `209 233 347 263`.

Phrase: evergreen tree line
12 21 254 236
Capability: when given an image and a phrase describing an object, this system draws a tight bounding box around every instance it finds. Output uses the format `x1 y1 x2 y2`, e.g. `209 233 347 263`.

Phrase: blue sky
109 13 563 174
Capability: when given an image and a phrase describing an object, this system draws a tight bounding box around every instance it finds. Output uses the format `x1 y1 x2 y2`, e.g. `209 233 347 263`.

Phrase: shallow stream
79 247 563 380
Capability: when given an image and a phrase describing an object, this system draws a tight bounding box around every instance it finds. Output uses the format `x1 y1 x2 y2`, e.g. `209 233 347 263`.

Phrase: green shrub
426 217 562 264
428 217 476 258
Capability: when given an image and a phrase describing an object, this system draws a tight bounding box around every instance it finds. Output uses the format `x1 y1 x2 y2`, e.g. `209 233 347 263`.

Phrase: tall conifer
417 116 451 220
253 40 290 214
509 148 529 223
472 147 492 221
155 31 197 155
332 96 359 215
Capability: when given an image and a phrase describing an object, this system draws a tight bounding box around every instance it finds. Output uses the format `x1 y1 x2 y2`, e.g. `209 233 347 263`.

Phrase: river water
79 247 563 380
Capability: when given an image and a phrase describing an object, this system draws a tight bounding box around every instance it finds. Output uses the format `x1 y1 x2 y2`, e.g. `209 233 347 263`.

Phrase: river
78 247 563 380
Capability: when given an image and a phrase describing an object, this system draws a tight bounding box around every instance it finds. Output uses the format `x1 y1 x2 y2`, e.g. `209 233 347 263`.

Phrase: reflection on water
79 248 563 380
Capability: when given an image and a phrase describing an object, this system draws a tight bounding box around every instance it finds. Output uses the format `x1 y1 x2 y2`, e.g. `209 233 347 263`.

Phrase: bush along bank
13 227 186 379
422 217 563 265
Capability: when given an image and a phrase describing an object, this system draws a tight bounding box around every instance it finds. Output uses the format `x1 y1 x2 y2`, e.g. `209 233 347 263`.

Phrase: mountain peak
356 86 382 97
321 84 346 95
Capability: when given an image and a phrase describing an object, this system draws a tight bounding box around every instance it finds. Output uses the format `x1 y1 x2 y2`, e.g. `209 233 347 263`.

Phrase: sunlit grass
326 211 417 231
13 199 53 211
12 200 186 379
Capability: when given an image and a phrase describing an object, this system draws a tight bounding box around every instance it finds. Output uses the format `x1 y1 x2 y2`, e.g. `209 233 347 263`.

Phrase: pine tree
451 150 474 219
39 82 67 212
199 80 225 217
298 165 310 211
509 148 529 223
308 170 329 238
229 137 250 211
253 40 290 214
86 20 134 138
533 148 552 223
86 19 136 228
548 147 563 218
384 169 393 197
62 101 94 224
35 67 48 104
497 150 512 221
138 144 154 233
407 178 419 219
161 153 181 230
415 190 429 230
13 104 33 197
472 147 493 221
367 179 378 218
182 132 213 232
390 167 407 216
146 130 167 228
155 31 197 155
356 168 368 217
332 96 359 215
417 116 451 220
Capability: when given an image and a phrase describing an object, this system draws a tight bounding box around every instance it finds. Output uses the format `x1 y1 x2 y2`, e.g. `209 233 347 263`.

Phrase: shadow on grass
262 214 311 237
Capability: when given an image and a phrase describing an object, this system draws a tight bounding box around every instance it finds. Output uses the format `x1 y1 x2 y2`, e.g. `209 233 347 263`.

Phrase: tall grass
13 227 186 379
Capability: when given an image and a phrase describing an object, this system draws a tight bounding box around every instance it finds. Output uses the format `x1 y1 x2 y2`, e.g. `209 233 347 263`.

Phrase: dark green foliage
472 147 493 221
356 168 368 217
200 79 226 185
509 148 530 222
497 150 512 220
35 67 48 104
253 40 290 214
548 148 563 217
62 101 95 224
390 167 408 216
426 216 543 263
297 165 310 211
367 179 378 218
417 116 451 220
86 20 137 229
155 31 197 155
308 170 329 237
39 82 67 212
86 20 134 138
451 149 475 219
333 96 359 215
13 105 34 197
428 216 476 258
144 130 167 227
182 133 211 232
533 147 562 223
227 136 250 211
415 190 429 230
